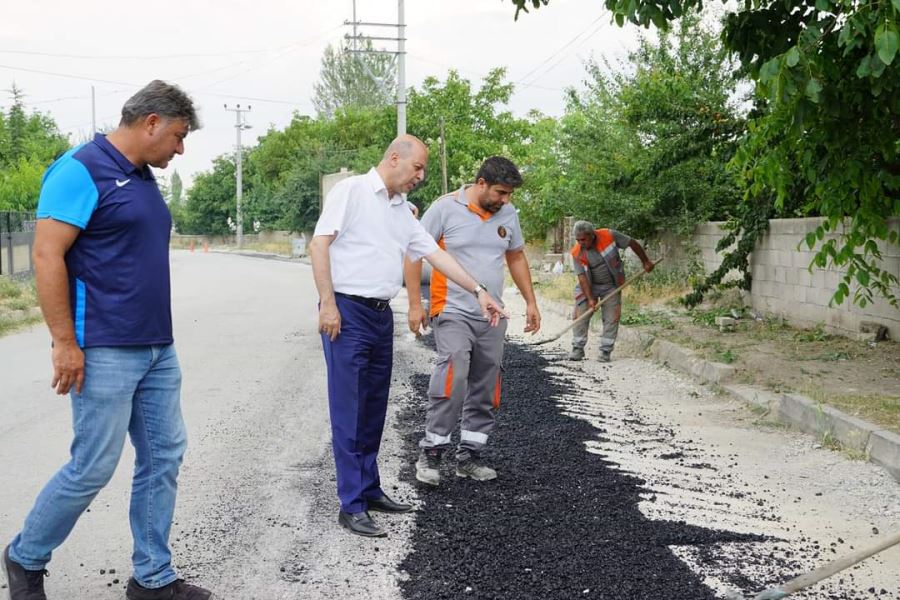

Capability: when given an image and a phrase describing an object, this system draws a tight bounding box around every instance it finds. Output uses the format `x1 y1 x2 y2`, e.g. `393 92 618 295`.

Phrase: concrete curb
535 292 900 482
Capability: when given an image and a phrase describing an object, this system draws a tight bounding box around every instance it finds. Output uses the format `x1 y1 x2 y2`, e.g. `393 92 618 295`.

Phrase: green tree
511 0 900 308
249 107 394 233
515 16 743 242
176 156 239 235
405 68 532 209
170 170 183 205
312 42 397 118
0 85 69 211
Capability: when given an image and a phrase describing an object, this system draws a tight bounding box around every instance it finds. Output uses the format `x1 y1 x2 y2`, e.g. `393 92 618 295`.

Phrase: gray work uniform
418 186 524 459
572 229 631 354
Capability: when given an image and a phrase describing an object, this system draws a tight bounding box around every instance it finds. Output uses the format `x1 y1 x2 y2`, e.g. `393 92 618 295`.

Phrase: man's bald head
382 134 428 161
377 134 429 196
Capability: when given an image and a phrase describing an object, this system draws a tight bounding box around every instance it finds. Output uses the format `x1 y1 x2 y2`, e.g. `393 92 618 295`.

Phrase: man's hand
477 291 510 327
524 302 541 334
643 260 655 273
51 339 84 395
586 296 598 311
408 303 428 336
319 301 342 341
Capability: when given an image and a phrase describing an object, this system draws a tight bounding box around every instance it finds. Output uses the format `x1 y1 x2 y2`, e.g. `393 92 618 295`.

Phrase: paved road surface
2 252 898 599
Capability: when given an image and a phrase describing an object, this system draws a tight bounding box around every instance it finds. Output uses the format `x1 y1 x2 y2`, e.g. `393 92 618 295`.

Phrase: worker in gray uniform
568 220 655 362
405 157 541 486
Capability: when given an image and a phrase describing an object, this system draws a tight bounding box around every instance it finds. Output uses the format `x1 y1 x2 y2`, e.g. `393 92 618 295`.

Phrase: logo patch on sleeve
497 225 507 238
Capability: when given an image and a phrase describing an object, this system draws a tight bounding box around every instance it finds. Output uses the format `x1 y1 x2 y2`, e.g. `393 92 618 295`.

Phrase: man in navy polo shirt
2 81 215 600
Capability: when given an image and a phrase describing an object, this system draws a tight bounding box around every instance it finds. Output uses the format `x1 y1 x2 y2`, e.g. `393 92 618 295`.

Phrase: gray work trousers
419 312 507 460
572 284 621 354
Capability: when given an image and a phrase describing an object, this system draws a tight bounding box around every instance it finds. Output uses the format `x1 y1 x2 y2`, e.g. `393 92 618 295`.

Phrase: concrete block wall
695 217 900 339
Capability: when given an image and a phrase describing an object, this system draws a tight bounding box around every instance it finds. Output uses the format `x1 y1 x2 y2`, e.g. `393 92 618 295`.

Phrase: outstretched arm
506 249 541 333
425 249 509 326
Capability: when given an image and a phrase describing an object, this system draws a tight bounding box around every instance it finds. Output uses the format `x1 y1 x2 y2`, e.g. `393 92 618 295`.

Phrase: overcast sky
1 0 644 187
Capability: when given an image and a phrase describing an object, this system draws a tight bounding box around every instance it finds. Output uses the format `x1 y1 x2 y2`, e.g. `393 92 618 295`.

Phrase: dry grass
803 387 900 433
0 276 41 337
239 241 293 256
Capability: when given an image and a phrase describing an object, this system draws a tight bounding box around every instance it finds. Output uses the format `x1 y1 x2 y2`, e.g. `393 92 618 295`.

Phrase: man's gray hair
572 220 595 237
120 80 201 131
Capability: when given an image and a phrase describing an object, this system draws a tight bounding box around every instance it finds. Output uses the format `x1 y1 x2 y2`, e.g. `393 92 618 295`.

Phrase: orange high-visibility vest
570 228 626 288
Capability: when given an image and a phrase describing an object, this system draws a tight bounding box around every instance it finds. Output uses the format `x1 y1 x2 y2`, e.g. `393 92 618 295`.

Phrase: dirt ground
530 267 900 434
623 307 900 433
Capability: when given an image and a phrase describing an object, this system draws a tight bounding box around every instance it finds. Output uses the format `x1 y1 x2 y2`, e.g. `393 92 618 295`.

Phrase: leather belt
336 292 391 312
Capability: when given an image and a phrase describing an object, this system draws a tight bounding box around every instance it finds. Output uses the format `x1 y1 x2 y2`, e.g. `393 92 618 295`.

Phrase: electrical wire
515 15 604 85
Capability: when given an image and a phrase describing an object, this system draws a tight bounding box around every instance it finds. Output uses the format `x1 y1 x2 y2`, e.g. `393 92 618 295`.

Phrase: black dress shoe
338 510 386 537
366 493 413 513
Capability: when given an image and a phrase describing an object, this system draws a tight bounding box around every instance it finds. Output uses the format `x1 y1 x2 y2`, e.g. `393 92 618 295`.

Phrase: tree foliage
0 85 69 211
406 68 532 209
312 42 397 118
511 0 900 307
515 15 744 242
179 68 535 235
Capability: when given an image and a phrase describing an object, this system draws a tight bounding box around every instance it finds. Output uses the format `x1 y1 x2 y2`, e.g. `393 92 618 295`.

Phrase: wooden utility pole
439 117 448 195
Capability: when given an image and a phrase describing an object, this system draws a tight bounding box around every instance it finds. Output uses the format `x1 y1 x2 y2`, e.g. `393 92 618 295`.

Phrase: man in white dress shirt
309 134 506 538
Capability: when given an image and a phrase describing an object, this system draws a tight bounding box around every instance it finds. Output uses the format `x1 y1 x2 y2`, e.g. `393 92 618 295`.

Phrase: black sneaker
2 545 48 600
125 578 215 600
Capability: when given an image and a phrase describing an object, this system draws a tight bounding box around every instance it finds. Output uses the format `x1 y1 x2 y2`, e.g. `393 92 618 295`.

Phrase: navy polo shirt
36 134 174 348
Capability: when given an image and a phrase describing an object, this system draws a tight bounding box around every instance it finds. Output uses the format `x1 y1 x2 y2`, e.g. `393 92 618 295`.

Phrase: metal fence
0 211 37 278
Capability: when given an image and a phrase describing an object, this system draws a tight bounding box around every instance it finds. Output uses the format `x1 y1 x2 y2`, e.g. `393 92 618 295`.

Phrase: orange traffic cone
203 241 209 253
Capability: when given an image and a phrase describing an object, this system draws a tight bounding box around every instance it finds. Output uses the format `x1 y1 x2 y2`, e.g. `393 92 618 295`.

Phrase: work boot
2 546 48 600
415 448 443 486
456 453 497 481
568 347 585 361
125 578 216 599
598 350 611 363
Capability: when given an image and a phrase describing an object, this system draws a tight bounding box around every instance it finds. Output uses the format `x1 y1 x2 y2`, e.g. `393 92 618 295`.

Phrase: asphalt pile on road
394 342 763 600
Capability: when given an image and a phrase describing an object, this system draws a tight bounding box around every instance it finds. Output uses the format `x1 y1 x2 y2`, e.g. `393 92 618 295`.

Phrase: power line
407 54 567 92
515 16 605 85
518 20 608 89
0 32 335 61
0 63 137 86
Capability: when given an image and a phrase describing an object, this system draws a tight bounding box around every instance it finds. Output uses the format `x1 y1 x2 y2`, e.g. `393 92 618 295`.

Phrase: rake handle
778 530 900 594
529 258 663 346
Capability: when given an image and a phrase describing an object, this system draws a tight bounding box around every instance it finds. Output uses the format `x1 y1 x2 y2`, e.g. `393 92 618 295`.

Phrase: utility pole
224 104 252 248
345 0 407 136
439 117 448 194
397 0 406 135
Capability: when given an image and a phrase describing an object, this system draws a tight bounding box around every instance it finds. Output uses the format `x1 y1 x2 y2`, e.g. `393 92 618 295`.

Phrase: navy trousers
321 294 394 513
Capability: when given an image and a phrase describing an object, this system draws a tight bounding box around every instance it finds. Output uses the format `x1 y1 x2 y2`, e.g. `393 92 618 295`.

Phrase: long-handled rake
725 529 900 599
528 258 664 346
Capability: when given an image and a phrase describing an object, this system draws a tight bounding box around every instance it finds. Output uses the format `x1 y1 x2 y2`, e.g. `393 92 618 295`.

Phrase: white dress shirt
314 168 438 300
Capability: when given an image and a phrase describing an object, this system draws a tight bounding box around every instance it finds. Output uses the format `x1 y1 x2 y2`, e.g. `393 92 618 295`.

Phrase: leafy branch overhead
511 0 900 309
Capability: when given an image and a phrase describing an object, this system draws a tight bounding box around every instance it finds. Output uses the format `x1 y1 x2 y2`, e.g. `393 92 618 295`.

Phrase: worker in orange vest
568 220 654 362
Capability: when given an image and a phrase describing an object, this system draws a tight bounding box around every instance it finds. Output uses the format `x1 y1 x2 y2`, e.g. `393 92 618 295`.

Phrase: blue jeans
321 295 393 513
8 345 187 589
